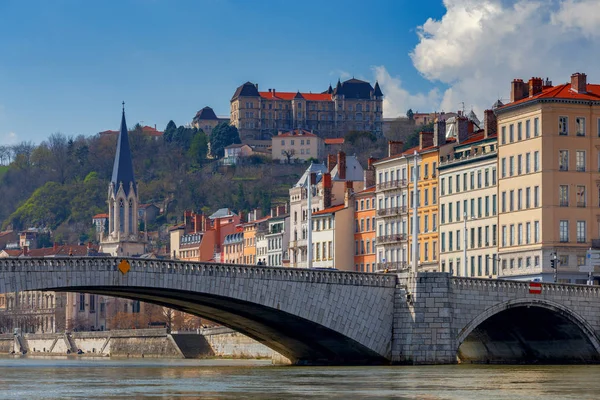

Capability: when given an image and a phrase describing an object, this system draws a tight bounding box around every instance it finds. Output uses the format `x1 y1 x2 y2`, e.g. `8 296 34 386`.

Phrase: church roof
193 106 219 121
111 106 137 196
231 82 260 100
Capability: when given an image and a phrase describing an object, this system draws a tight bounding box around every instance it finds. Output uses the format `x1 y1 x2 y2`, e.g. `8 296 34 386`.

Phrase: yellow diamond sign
118 259 130 275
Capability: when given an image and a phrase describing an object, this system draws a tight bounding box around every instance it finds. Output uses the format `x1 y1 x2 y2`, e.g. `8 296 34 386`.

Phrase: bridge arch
456 298 600 364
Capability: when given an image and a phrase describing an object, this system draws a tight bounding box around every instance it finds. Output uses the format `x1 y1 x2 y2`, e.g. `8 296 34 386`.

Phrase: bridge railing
0 257 397 288
451 276 600 296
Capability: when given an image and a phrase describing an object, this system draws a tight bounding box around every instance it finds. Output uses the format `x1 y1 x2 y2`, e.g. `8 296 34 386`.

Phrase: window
501 158 506 178
509 156 514 176
534 151 540 172
526 222 531 244
456 201 460 221
525 119 530 139
517 155 522 175
517 122 522 140
534 186 540 207
559 220 569 242
477 171 482 188
534 221 540 243
518 223 523 245
559 185 569 207
576 117 586 136
456 231 460 250
501 191 506 213
456 174 460 192
448 176 453 194
492 194 497 215
477 197 482 218
79 293 85 312
441 178 445 195
534 117 540 136
510 224 515 246
517 189 522 210
501 126 506 144
509 190 514 211
526 187 531 208
485 196 489 216
449 231 453 251
576 150 586 172
559 150 569 171
441 232 446 252
526 153 531 173
441 204 445 224
433 214 437 231
577 185 586 207
502 225 507 247
559 116 568 135
449 203 453 222
463 173 467 191
492 168 497 185
470 172 475 189
432 187 437 204
577 221 586 243
485 169 489 187
509 124 514 142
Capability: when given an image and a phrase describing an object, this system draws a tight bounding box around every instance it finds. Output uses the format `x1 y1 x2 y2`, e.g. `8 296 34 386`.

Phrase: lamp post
463 212 468 277
411 151 420 277
552 252 558 283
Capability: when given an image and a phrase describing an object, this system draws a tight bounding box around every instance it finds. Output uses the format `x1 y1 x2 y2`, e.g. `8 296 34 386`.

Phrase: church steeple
111 102 136 196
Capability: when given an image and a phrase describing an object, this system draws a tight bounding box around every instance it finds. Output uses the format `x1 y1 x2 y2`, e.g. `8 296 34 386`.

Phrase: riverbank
1 327 291 364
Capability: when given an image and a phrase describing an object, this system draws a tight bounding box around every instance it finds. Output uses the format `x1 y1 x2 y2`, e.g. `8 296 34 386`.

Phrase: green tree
187 131 208 165
163 120 177 142
406 108 414 121
210 123 241 158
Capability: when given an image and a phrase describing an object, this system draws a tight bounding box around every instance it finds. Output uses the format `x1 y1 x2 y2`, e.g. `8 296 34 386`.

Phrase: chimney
457 117 469 143
528 77 543 97
344 181 353 207
273 88 276 95
239 211 245 224
387 141 403 157
255 83 259 90
337 151 346 180
194 213 203 233
323 173 332 208
542 77 553 90
419 132 434 150
53 242 58 250
483 109 497 139
433 120 446 147
327 154 337 172
571 72 587 93
23 245 28 256
510 79 527 102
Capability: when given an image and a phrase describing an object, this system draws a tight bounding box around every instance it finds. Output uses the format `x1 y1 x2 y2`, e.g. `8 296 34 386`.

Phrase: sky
0 0 599 144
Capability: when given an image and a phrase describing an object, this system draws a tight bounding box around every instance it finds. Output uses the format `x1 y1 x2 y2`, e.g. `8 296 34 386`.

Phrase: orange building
242 210 270 265
354 187 376 272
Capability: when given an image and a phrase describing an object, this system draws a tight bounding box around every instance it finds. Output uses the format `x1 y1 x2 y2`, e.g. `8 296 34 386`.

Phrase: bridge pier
392 272 456 365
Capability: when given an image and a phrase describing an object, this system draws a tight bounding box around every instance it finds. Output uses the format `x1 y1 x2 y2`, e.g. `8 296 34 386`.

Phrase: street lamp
551 252 558 283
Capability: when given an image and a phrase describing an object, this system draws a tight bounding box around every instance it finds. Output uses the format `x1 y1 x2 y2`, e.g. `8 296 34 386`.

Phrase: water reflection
0 357 599 399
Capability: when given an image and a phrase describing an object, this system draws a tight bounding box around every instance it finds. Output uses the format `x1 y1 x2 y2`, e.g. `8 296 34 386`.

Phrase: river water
1 357 599 399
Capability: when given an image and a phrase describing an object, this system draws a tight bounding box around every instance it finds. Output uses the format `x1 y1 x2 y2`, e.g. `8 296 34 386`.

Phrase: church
100 104 146 256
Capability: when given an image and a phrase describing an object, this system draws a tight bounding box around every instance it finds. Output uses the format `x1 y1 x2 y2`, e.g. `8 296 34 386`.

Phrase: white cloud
372 66 441 118
1 132 18 145
396 0 600 117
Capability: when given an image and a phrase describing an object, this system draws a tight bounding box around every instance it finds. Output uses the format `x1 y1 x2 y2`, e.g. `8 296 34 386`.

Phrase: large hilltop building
191 106 229 135
100 105 147 257
230 78 383 141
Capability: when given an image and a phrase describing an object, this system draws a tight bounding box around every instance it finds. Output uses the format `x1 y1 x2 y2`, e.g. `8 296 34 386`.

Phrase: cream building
496 73 600 283
438 110 499 278
230 78 383 140
271 129 325 163
311 199 355 271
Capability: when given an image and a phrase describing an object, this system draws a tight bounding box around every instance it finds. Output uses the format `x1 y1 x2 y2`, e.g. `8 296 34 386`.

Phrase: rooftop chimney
433 120 446 147
323 173 332 208
419 132 434 150
457 117 469 143
364 157 377 188
327 154 337 172
528 77 543 97
387 141 403 157
510 79 527 102
571 72 587 93
483 109 497 139
337 151 346 180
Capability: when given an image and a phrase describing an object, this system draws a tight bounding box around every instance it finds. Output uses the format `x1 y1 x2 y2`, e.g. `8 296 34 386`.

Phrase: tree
163 120 177 143
406 108 414 121
282 149 295 164
345 130 376 147
210 123 241 158
187 131 208 166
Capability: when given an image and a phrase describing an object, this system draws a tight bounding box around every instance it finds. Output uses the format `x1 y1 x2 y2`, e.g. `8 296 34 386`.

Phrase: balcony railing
376 179 407 191
376 234 407 244
376 261 408 272
377 206 407 217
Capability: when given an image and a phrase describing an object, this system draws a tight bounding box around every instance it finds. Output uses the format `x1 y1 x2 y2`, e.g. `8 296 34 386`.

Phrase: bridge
1 258 600 365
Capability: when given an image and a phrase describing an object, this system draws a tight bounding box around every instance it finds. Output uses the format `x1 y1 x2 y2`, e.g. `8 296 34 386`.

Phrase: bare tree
282 149 295 164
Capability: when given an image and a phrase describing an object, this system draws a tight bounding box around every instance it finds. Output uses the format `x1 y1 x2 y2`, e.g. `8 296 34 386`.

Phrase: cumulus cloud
1 131 18 145
377 0 600 118
372 66 441 118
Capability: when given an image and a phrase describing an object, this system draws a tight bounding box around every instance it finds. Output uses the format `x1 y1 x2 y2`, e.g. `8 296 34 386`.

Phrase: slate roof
111 108 137 196
294 163 328 187
333 78 377 99
231 82 260 100
259 91 332 101
209 208 237 219
193 106 219 121
330 155 365 182
373 81 383 97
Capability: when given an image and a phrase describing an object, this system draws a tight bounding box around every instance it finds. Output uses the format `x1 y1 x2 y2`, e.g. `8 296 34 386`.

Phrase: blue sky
0 0 445 143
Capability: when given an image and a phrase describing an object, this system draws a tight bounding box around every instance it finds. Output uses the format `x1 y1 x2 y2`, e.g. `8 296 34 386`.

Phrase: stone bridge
2 258 600 365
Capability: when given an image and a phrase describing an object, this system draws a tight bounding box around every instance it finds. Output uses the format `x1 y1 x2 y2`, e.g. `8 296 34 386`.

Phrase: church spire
111 102 136 196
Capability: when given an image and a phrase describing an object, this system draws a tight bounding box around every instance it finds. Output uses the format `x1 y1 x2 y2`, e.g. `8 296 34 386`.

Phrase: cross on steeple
122 101 125 112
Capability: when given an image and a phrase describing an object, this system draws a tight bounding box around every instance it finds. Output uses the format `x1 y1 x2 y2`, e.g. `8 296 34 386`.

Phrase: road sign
587 253 600 259
118 259 131 275
580 264 594 273
529 281 542 294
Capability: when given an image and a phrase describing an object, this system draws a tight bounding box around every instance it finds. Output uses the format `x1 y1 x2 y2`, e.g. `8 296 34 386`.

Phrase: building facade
230 79 383 141
271 129 325 163
496 73 600 283
438 111 499 278
353 187 376 272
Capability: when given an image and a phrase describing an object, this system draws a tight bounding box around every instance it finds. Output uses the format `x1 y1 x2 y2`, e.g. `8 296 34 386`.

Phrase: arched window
119 199 125 232
128 199 133 233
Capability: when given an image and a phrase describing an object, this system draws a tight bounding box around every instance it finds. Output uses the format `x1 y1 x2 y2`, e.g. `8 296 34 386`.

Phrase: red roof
2 249 21 256
259 91 332 101
505 83 600 108
141 126 163 136
313 204 345 216
324 138 344 145
92 213 109 219
356 186 376 194
277 129 317 138
457 130 497 146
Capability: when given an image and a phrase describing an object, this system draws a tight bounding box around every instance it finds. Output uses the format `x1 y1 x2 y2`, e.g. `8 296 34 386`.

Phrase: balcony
377 206 407 217
376 261 408 272
376 234 407 245
376 179 407 191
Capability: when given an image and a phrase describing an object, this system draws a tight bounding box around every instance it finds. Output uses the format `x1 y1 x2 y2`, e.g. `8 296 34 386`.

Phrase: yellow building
230 79 383 140
496 72 600 283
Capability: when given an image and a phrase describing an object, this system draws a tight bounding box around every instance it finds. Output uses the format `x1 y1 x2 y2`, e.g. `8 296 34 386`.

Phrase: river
0 357 599 399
